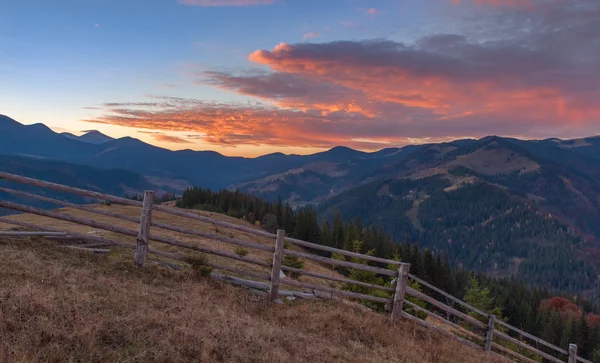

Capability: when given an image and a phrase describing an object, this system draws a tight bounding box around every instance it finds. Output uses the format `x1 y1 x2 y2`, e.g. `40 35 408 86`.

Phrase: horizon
1 0 599 157
4 113 599 159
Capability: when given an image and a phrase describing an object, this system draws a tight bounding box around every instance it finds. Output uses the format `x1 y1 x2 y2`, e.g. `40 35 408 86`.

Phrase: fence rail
0 170 588 363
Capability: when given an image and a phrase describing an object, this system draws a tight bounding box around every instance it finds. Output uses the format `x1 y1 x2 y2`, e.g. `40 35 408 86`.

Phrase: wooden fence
0 171 592 363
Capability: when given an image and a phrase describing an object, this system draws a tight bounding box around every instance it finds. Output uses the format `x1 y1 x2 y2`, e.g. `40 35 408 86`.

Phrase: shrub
185 255 213 278
282 255 305 279
234 247 249 257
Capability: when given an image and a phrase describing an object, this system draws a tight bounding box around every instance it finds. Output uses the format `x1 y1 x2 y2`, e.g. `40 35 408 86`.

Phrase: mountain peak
79 130 114 144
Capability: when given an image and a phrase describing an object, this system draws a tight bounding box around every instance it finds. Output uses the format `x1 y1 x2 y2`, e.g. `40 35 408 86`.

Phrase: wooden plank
268 230 285 301
400 311 484 352
409 273 490 319
283 249 396 277
0 217 185 262
210 272 271 290
495 319 568 355
205 262 270 281
280 265 394 292
405 286 487 329
0 200 270 268
494 330 564 363
148 232 273 268
61 246 111 253
65 242 114 248
284 236 402 266
576 356 593 363
151 220 274 252
153 203 275 238
402 299 485 343
391 263 410 321
0 171 142 207
45 236 85 241
491 342 540 363
134 191 154 267
485 315 496 352
279 278 391 304
0 231 67 237
569 344 577 363
0 186 140 223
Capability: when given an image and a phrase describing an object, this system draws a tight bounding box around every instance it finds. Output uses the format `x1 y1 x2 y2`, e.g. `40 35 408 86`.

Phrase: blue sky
1 0 598 156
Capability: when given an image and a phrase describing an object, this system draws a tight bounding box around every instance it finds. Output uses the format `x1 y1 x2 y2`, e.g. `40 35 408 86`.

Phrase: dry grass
0 237 508 363
0 204 345 288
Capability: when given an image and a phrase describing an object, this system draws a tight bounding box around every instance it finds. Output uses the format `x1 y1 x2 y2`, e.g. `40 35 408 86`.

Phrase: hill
0 155 161 215
0 235 506 363
316 137 600 295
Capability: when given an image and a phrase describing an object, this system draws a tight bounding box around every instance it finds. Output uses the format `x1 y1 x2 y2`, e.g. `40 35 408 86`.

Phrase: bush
234 247 249 257
282 255 304 279
185 255 213 278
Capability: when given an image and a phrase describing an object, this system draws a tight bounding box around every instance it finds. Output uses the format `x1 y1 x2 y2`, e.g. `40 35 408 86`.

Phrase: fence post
268 229 285 301
391 263 410 321
568 344 577 363
134 190 154 267
485 315 496 352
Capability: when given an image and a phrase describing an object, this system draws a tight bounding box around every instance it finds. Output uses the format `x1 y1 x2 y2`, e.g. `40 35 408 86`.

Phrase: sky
1 0 599 157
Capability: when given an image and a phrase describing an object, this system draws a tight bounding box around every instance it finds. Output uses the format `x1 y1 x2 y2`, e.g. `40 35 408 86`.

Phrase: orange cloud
247 34 600 133
177 0 274 6
152 134 192 144
85 97 454 150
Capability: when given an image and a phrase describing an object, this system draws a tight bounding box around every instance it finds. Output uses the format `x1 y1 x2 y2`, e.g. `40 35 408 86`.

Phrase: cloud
84 97 435 149
177 0 274 6
198 70 372 116
88 0 600 151
246 0 600 134
302 32 320 40
152 133 193 144
451 0 533 8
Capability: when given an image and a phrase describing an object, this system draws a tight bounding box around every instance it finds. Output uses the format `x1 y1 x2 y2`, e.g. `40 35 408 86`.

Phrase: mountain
61 130 114 144
315 137 600 294
0 115 378 190
0 154 160 215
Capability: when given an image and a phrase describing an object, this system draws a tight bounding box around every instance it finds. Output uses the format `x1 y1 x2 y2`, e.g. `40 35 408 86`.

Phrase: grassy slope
0 205 343 286
0 236 509 363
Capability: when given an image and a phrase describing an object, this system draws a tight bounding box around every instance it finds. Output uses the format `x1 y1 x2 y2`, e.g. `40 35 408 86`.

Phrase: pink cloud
177 0 274 6
302 32 320 40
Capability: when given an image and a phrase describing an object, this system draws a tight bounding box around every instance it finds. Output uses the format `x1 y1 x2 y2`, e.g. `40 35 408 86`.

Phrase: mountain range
2 113 600 294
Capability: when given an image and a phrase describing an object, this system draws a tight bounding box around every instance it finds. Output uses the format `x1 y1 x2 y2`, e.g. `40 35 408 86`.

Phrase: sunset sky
1 0 599 156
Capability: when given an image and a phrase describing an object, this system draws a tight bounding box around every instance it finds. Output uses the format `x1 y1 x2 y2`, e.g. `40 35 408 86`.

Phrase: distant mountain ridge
61 130 114 144
0 115 392 190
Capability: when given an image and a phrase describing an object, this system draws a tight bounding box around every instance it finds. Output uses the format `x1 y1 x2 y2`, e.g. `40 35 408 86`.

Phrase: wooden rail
0 171 587 363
